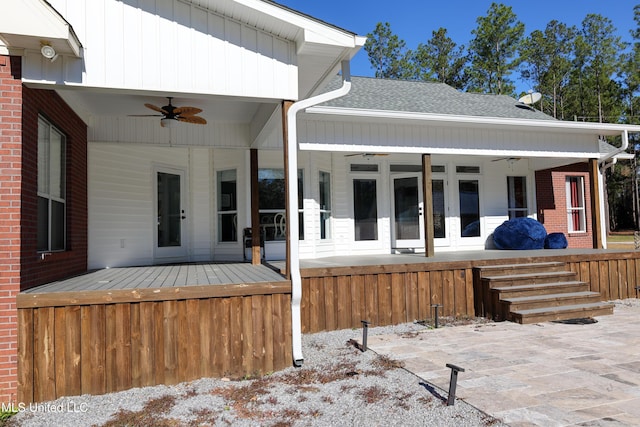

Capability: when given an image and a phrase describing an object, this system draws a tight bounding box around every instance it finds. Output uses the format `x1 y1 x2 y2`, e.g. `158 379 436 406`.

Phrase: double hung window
37 117 66 252
566 176 586 232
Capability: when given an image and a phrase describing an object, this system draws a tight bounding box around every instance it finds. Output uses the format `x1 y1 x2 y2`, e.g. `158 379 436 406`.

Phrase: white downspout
598 130 629 248
287 60 352 366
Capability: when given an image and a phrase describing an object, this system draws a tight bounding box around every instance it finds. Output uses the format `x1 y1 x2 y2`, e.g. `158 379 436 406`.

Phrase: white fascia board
235 0 361 49
0 0 82 57
298 142 594 159
305 106 640 136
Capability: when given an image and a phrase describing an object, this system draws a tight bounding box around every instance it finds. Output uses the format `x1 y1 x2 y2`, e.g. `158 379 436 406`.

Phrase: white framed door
154 166 188 262
391 174 424 249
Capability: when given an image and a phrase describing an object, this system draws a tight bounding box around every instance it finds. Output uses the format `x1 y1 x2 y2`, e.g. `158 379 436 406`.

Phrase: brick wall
0 55 23 405
535 162 594 248
0 54 87 404
20 84 88 289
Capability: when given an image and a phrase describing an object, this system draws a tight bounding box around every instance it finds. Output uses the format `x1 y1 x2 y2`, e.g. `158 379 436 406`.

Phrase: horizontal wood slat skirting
18 291 292 404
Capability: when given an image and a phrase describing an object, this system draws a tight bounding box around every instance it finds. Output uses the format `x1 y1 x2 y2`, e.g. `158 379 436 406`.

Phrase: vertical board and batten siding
298 120 596 158
88 117 252 148
27 0 297 100
17 286 292 404
89 143 216 268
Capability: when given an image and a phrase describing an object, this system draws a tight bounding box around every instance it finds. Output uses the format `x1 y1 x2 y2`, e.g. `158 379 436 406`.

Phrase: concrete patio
368 302 640 426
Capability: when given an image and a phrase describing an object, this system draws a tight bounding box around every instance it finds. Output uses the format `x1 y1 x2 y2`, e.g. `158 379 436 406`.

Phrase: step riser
507 294 603 312
482 272 577 288
477 262 566 274
495 284 589 298
514 306 614 324
476 262 613 324
479 265 567 277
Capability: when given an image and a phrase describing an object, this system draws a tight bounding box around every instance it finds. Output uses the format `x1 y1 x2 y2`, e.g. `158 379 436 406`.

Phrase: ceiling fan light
161 117 179 128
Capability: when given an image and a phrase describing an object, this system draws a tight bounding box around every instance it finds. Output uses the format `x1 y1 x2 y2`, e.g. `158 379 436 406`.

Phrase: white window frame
37 116 66 252
217 169 238 243
566 176 586 233
258 168 304 241
507 176 528 219
319 170 332 240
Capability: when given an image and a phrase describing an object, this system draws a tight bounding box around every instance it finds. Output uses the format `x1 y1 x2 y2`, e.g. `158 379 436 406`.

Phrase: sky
275 0 638 94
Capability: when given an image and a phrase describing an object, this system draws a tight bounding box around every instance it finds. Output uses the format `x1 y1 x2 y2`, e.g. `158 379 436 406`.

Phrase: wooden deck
18 262 288 308
17 249 640 404
17 262 292 403
22 262 286 293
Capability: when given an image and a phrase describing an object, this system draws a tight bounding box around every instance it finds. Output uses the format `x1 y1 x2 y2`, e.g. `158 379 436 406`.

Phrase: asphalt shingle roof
319 76 555 121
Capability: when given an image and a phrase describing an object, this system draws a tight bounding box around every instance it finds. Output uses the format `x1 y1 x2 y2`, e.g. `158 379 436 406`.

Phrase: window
37 117 66 252
432 180 446 239
456 165 480 174
459 180 480 237
217 170 237 242
350 164 379 172
319 171 331 239
258 169 304 240
507 176 528 219
353 179 378 241
566 176 586 232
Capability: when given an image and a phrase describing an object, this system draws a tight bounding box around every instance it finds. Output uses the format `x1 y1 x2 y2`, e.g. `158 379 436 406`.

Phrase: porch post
282 100 294 279
250 149 261 264
589 158 603 249
422 154 435 257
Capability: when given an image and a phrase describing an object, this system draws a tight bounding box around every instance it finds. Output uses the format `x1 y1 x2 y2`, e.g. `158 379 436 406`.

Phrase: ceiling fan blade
178 115 207 125
144 103 166 114
344 153 388 157
174 106 202 116
129 114 163 117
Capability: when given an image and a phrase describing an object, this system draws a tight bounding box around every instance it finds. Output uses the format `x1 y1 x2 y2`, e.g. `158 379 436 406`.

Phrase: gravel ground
5 316 507 427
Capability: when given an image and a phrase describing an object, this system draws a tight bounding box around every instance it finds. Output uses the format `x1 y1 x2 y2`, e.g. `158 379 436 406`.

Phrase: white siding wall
27 0 297 100
88 117 251 148
89 143 231 268
299 119 597 158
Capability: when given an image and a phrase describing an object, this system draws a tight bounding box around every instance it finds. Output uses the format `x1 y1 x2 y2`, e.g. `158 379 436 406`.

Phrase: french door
154 167 188 261
392 174 424 249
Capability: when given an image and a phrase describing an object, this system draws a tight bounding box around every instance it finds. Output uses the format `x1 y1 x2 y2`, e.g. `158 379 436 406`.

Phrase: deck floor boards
24 262 288 294
22 249 632 294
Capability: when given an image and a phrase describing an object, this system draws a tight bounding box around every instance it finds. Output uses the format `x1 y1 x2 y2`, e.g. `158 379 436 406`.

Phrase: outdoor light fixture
40 43 58 62
160 117 180 129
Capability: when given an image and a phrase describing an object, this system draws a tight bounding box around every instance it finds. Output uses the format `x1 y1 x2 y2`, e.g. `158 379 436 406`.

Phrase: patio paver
367 303 640 426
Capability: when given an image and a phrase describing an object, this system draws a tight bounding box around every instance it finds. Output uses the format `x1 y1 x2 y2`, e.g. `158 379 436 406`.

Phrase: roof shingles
319 76 555 121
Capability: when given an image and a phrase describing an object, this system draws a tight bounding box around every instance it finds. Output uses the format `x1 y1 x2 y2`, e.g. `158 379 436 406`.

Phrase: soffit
0 0 81 57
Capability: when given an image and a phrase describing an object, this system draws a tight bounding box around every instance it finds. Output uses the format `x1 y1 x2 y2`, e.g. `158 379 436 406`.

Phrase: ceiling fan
492 157 521 162
344 153 389 158
132 97 207 127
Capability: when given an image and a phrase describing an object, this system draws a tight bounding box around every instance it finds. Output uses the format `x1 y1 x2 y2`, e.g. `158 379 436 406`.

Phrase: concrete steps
475 262 614 324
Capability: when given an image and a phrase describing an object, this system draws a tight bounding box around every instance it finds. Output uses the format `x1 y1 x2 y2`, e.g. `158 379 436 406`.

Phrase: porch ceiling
54 87 278 126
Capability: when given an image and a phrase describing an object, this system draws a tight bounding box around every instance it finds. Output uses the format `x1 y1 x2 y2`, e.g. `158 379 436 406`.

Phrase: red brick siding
0 54 87 404
20 85 88 289
0 55 23 404
535 163 593 248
